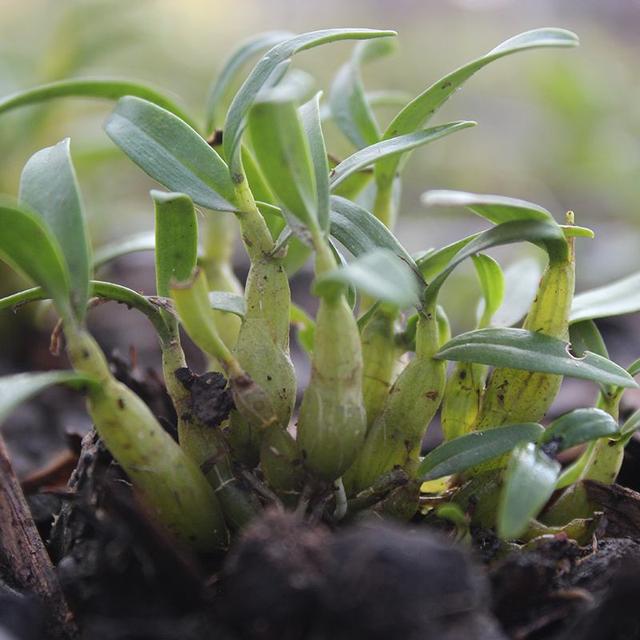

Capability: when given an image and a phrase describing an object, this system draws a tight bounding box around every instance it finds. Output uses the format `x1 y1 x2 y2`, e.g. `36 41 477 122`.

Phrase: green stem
65 325 229 550
201 212 243 355
234 176 276 259
372 179 395 229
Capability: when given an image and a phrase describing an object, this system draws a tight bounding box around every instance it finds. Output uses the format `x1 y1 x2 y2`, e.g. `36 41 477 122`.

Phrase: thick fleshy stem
65 325 229 550
228 176 297 465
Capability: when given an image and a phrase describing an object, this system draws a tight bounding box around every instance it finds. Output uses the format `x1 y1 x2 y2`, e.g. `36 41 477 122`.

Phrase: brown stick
584 479 640 539
0 436 76 639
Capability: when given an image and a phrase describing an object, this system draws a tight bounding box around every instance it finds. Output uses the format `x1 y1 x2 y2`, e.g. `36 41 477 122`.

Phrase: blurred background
1 0 639 470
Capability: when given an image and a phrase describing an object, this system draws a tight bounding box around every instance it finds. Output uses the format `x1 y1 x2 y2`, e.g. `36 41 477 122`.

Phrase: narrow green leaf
205 30 293 132
248 95 318 231
104 96 237 211
314 248 421 308
570 272 640 323
0 372 99 424
266 68 316 104
418 422 544 480
300 93 330 232
330 122 475 191
242 147 284 240
19 139 92 320
364 90 413 110
561 224 594 239
152 191 198 299
628 358 640 378
377 28 579 189
491 257 542 328
223 28 396 175
93 231 156 268
423 220 567 306
415 234 479 281
437 327 638 388
0 198 71 320
422 190 554 224
620 409 640 439
209 291 246 317
329 196 416 266
329 38 396 148
472 253 504 328
0 78 197 130
569 320 609 359
320 90 412 123
331 169 373 202
171 269 232 365
328 239 357 309
555 441 596 490
498 442 560 539
541 408 619 452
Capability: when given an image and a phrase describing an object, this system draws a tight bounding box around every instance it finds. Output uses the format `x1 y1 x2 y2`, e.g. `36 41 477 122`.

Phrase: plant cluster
1 27 639 550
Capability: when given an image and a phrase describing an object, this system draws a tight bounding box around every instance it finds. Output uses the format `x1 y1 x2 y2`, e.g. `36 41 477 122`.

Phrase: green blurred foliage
1 0 638 308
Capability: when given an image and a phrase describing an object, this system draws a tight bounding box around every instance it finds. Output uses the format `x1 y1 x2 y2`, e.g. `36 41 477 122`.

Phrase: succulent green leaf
541 408 619 452
0 198 71 320
93 231 156 268
209 291 246 317
423 220 567 306
223 28 397 175
472 253 504 328
0 78 197 130
0 372 99 424
152 191 198 299
248 95 318 231
628 358 640 378
620 409 640 440
19 139 92 321
415 234 479 281
171 269 232 365
314 248 421 308
569 319 609 359
329 196 415 266
570 272 640 323
266 68 316 104
437 328 638 388
491 257 542 328
561 224 594 239
104 97 236 211
329 38 396 149
331 169 373 202
498 442 561 540
300 93 330 232
331 122 475 191
422 190 554 224
364 90 413 110
418 422 543 480
205 30 293 132
377 28 579 189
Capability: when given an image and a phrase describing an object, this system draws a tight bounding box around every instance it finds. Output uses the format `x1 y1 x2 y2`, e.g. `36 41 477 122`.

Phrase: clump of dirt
219 511 505 640
175 368 234 428
219 510 330 639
